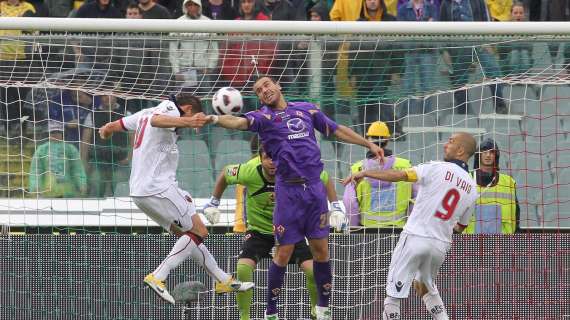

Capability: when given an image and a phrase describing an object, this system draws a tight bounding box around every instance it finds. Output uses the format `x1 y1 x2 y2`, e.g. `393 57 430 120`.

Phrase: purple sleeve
243 111 268 133
312 109 338 137
343 183 361 226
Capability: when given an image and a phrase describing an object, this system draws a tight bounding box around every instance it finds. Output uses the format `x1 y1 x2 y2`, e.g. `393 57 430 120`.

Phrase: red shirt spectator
219 0 275 88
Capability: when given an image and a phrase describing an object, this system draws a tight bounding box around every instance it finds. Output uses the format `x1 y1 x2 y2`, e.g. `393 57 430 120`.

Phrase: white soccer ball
212 87 243 115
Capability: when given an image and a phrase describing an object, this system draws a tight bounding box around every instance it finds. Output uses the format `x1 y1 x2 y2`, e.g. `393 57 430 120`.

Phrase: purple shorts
273 180 330 245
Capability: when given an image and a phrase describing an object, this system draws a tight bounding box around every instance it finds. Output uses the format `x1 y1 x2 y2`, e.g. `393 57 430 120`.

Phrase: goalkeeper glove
203 196 221 225
329 201 348 233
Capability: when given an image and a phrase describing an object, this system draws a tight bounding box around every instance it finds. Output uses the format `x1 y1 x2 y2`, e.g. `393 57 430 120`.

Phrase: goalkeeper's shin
236 262 255 320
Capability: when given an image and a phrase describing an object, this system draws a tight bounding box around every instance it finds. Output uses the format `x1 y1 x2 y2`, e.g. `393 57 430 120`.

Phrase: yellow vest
465 173 517 234
352 157 412 227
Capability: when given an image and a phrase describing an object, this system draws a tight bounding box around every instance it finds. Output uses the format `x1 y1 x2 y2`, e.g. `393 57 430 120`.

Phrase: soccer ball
212 87 243 115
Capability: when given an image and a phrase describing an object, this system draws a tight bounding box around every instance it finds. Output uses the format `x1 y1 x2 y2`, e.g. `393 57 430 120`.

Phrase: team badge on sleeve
226 166 239 176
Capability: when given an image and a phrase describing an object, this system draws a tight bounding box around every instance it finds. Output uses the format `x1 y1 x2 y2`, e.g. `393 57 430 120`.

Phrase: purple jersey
244 102 338 184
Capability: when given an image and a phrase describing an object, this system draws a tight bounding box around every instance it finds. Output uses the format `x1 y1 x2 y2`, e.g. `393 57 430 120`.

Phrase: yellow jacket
486 0 512 21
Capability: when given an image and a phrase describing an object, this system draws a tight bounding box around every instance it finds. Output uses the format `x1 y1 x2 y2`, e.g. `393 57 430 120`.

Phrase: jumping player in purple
206 76 383 320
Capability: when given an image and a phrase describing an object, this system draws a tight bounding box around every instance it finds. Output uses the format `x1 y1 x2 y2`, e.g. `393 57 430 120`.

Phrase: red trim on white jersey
119 118 127 131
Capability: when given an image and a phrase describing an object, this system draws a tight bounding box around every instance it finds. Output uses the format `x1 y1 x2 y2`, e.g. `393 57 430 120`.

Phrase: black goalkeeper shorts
238 230 313 265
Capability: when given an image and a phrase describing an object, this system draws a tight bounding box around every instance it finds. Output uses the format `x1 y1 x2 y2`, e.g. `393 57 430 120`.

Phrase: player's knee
309 244 329 262
274 245 294 265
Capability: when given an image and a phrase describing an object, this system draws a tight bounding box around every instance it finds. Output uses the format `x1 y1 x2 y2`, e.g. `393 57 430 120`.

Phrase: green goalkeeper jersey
224 157 330 235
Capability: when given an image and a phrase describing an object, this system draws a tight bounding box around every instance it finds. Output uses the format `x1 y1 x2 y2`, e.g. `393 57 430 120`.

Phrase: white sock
191 243 232 283
153 234 194 281
422 292 449 320
153 234 231 283
383 296 401 320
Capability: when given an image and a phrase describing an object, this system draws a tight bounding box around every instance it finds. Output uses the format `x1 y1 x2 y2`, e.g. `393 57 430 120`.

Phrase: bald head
456 132 477 158
443 132 477 162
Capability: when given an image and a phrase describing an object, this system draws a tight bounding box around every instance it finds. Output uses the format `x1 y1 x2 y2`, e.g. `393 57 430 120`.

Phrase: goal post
0 18 568 319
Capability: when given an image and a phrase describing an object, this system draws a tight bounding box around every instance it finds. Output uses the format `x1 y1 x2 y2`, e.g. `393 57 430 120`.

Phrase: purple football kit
243 102 338 245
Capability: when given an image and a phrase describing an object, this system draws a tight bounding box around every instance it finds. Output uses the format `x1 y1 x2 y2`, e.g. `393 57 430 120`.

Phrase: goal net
0 19 568 319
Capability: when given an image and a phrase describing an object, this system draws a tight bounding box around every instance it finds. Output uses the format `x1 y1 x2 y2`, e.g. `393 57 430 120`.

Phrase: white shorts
386 233 451 299
132 184 196 233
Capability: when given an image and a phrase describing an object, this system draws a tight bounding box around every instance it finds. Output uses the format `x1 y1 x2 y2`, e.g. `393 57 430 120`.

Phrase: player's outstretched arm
333 125 384 161
342 169 409 185
99 120 124 140
151 112 208 129
206 115 249 130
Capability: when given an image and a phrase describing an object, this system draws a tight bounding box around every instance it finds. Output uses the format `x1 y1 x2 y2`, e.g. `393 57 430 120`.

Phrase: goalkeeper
202 145 346 320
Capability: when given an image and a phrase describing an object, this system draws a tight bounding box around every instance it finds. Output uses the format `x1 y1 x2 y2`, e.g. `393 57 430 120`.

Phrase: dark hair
127 2 140 11
176 93 203 113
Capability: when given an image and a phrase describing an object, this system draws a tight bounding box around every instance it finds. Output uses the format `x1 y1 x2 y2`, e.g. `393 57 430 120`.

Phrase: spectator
75 0 122 18
263 0 302 20
87 95 132 197
304 1 339 107
499 2 532 76
125 2 143 18
201 0 237 20
330 0 363 20
440 0 507 114
28 121 87 198
138 0 171 19
0 0 36 135
343 121 413 228
48 90 95 162
464 138 519 234
237 0 269 20
397 0 438 115
486 0 512 21
219 0 275 92
156 0 184 18
169 0 219 95
350 0 403 137
329 0 361 100
398 0 441 18
45 0 74 17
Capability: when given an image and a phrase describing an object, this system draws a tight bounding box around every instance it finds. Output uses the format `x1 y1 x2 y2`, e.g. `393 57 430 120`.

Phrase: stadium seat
214 153 252 171
439 113 479 129
215 139 252 157
178 140 212 169
480 118 522 136
523 116 560 137
401 113 437 128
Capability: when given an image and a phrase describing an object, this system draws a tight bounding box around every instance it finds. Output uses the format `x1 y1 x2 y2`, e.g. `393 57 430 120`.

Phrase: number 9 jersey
403 161 479 243
120 101 181 197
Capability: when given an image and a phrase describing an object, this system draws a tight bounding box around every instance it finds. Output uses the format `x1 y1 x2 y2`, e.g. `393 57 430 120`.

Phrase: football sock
302 267 318 314
313 261 332 307
266 261 286 315
236 262 255 320
423 292 449 320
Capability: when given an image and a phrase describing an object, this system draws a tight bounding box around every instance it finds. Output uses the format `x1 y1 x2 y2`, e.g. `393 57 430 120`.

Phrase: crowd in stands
0 0 561 214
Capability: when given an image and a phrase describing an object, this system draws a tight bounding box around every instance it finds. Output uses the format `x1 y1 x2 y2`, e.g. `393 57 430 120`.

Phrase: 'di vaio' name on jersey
404 161 479 243
224 157 330 235
120 101 181 197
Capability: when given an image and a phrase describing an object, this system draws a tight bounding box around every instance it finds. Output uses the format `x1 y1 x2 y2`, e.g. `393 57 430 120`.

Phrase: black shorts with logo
238 230 313 265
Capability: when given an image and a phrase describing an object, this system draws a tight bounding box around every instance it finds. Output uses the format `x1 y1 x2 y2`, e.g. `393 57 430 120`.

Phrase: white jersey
403 161 478 243
120 101 181 196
